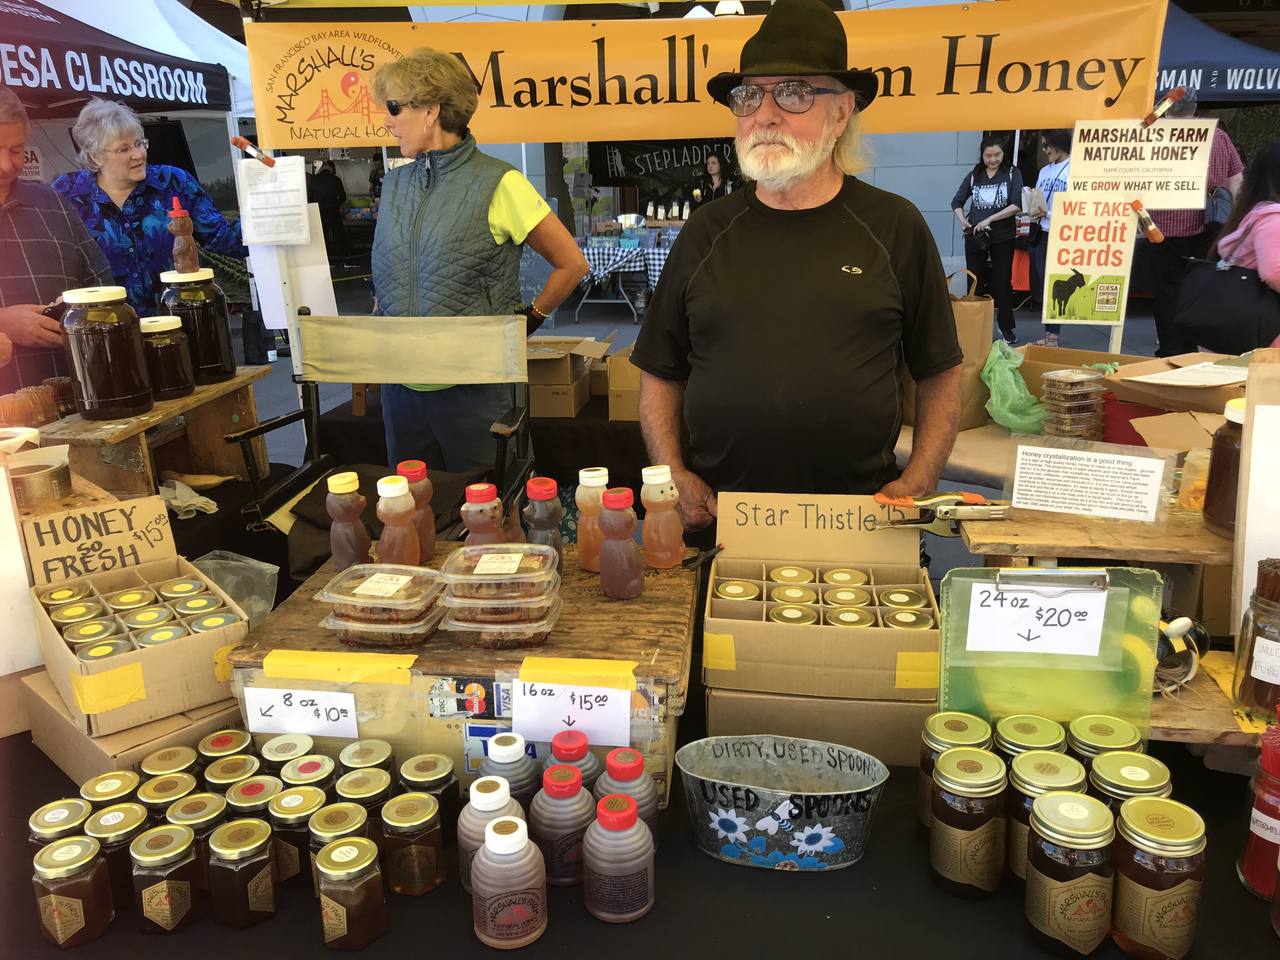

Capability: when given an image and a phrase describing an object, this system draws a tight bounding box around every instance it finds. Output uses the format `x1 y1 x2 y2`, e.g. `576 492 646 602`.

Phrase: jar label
247 864 275 914
51 842 85 862
546 828 586 881
99 810 125 827
39 894 85 945
389 842 440 894
275 838 300 883
141 879 191 931
1114 873 1201 959
474 888 546 941
1120 766 1151 782
352 573 413 598
585 866 651 916
1008 818 1030 880
929 815 1005 892
320 894 348 943
1249 636 1280 684
1249 807 1280 844
1025 863 1112 955
330 844 360 864
96 778 122 794
280 794 305 809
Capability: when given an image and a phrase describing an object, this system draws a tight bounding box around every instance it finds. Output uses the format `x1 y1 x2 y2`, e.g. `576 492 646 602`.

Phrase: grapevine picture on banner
1068 119 1217 210
1042 191 1137 326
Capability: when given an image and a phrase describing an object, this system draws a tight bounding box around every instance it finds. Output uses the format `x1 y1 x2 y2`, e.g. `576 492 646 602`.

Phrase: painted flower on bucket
709 807 750 844
790 822 839 855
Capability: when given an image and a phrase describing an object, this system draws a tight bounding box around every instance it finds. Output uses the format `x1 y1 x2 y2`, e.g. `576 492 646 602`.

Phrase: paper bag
902 270 993 431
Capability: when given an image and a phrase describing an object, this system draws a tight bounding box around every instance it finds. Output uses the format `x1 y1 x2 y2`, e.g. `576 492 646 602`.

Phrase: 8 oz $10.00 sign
244 687 358 739
512 681 631 747
965 585 1108 657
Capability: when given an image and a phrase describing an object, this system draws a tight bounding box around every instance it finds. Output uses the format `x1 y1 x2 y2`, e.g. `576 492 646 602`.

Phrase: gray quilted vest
371 134 521 318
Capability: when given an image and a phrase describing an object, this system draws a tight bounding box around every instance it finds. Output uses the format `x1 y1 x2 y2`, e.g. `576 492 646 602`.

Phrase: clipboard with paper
939 567 1163 735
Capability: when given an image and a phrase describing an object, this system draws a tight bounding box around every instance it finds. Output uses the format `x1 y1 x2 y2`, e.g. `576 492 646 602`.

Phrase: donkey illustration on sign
1051 268 1088 317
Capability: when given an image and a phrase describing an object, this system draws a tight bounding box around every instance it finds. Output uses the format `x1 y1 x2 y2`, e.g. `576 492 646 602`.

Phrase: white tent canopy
40 0 254 117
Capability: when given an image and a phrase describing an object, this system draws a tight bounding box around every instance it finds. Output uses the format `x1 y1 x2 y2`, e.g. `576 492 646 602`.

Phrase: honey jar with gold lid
32 835 113 947
1005 750 1087 881
918 712 993 828
130 823 203 933
768 604 819 626
1025 792 1115 957
260 733 314 773
226 775 285 816
103 587 157 612
995 714 1068 763
769 584 818 605
768 564 814 585
879 586 927 610
207 818 276 928
141 745 198 778
50 599 107 628
84 801 148 913
827 608 876 628
1087 751 1172 813
39 582 94 608
197 729 252 765
885 609 934 630
1067 715 1143 769
137 773 199 822
204 755 261 792
713 579 760 601
81 770 141 809
339 738 395 775
29 797 93 849
929 747 1007 898
821 567 868 587
824 586 872 608
268 786 327 890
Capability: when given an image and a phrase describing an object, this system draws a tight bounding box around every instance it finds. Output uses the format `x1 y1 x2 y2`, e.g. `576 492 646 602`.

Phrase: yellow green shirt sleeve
488 170 552 245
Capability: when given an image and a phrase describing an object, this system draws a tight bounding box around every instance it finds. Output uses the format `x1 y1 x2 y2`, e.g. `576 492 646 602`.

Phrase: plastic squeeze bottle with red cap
168 197 199 273
640 464 684 569
470 817 547 949
396 460 435 562
592 748 658 838
543 730 602 792
522 477 564 572
326 472 371 570
457 776 525 895
599 488 644 600
462 483 506 546
529 765 595 886
374 475 420 566
575 467 609 573
584 793 655 923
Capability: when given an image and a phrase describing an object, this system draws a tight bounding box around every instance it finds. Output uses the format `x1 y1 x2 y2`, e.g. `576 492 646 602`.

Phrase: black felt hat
706 0 878 110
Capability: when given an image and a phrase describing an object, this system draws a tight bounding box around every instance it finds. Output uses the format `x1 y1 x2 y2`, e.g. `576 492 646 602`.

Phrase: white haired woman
52 98 245 314
370 47 587 471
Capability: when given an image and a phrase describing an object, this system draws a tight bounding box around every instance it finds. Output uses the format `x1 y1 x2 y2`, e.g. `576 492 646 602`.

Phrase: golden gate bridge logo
306 71 376 124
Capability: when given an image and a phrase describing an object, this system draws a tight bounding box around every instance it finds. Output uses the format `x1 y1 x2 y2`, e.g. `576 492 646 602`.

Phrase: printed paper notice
1069 119 1216 210
1042 191 1135 326
1010 445 1164 522
245 687 358 739
512 680 630 747
966 582 1107 658
239 154 309 245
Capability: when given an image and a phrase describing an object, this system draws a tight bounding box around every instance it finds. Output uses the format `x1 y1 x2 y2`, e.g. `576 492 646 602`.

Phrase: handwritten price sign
244 687 358 739
511 680 631 747
965 585 1107 657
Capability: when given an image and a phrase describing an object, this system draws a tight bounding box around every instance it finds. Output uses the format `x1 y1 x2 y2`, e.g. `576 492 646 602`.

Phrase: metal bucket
675 735 888 871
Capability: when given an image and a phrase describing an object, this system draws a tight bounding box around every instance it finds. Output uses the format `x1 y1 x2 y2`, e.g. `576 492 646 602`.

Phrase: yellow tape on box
262 650 417 686
213 644 238 683
703 633 736 672
518 657 638 690
70 662 146 714
895 651 940 690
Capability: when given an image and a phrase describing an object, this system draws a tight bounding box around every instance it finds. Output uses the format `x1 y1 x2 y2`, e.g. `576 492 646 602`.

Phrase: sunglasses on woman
385 99 426 116
727 80 841 118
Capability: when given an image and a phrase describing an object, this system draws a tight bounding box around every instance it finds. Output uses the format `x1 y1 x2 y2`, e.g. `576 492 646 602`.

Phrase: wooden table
1149 670 1261 749
38 367 271 498
230 542 699 802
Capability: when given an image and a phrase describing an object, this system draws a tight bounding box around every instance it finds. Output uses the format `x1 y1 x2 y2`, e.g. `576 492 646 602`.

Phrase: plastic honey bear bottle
575 467 609 573
599 488 643 600
396 460 435 562
640 464 684 569
326 472 371 570
462 483 506 546
375 476 420 566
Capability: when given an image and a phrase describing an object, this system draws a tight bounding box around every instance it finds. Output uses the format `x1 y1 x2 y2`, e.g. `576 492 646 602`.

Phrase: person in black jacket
312 160 347 256
952 135 1023 343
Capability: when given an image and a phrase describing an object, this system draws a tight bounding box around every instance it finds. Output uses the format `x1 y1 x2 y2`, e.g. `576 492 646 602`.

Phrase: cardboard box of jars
701 493 939 703
24 496 249 737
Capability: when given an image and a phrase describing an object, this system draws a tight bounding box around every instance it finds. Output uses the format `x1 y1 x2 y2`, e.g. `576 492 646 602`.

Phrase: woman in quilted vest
370 48 587 471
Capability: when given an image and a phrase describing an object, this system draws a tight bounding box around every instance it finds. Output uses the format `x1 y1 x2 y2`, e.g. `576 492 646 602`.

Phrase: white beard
736 112 839 193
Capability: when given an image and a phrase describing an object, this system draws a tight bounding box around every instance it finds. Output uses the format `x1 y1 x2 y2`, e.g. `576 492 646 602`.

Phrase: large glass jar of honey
130 824 205 934
60 286 152 420
929 747 1007 898
159 269 236 385
1025 792 1115 957
919 712 993 828
316 837 387 950
32 835 114 948
165 792 226 893
1006 750 1087 882
380 792 445 895
83 801 148 913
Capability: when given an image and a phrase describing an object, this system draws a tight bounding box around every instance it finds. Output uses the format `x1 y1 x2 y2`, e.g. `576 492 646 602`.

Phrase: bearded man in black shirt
631 0 963 535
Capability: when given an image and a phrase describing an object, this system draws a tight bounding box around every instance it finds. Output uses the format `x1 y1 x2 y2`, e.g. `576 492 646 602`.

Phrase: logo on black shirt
841 265 863 275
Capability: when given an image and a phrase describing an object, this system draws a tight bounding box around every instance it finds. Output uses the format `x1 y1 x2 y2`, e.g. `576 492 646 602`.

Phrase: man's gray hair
828 79 869 176
72 98 143 171
0 85 30 130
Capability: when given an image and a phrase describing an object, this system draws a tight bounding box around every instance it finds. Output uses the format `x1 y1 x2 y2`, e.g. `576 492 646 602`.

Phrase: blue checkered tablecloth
581 245 645 284
644 247 672 291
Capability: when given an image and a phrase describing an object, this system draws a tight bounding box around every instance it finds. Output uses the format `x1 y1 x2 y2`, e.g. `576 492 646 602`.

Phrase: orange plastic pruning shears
871 491 1010 537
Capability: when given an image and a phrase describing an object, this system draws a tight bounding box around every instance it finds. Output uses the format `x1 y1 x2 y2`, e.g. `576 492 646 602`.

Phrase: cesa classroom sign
245 0 1169 146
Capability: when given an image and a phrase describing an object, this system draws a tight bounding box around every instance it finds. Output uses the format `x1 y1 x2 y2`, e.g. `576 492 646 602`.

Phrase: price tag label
965 584 1107 657
352 573 412 598
511 681 630 747
244 687 358 739
473 553 523 575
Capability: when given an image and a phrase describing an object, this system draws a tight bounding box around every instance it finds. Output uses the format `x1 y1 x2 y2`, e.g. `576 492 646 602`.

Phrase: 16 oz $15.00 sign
512 681 631 747
965 584 1108 658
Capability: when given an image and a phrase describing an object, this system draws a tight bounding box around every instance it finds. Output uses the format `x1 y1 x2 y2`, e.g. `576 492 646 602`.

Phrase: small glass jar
1112 797 1206 960
929 747 1007 898
204 754 261 792
83 801 148 912
140 745 199 779
136 773 198 823
259 733 315 775
29 798 92 852
919 712 994 828
155 577 208 602
139 316 196 400
1024 792 1115 957
130 824 204 933
164 793 226 895
267 786 327 891
174 594 225 618
1202 398 1244 537
1006 750 1087 882
39 582 94 608
1066 715 1142 770
197 729 253 770
32 835 114 948
282 754 338 796
63 618 124 648
1087 752 1172 814
310 803 368 898
159 268 236 385
226 775 285 817
102 587 157 613
60 285 153 420
80 770 141 810
77 638 134 663
1233 592 1280 720
381 792 445 895
49 599 107 629
335 768 391 852
316 837 387 950
134 624 188 647
399 754 460 842
207 818 277 928
121 606 175 632
995 715 1068 765
339 739 395 775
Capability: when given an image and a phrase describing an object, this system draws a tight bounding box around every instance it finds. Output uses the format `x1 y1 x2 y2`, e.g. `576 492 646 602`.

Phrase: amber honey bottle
207 818 277 928
316 837 387 950
130 824 205 934
381 792 445 896
930 747 1007 898
919 712 994 828
1025 792 1115 957
32 836 114 948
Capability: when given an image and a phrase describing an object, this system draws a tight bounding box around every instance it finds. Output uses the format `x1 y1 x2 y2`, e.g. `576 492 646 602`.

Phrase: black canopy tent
0 0 231 118
1160 3 1280 104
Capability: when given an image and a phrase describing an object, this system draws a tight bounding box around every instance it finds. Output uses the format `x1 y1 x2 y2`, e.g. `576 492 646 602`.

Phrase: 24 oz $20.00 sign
965 585 1108 658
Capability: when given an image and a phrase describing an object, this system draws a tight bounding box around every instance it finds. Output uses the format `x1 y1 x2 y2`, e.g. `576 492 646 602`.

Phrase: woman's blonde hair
372 48 478 136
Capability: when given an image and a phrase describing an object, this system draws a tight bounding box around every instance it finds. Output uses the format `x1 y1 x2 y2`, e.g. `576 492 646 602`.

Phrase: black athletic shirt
630 175 962 496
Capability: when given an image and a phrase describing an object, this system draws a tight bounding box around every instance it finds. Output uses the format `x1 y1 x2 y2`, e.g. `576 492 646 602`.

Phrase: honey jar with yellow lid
135 624 188 647
130 823 203 933
77 638 134 663
174 594 224 618
140 745 198 778
63 617 124 647
769 585 818 605
121 605 175 631
39 582 94 608
821 567 868 587
50 599 107 628
824 586 872 608
204 755 261 792
137 773 199 822
102 587 157 612
827 607 877 628
32 836 113 947
155 577 207 601
768 564 815 584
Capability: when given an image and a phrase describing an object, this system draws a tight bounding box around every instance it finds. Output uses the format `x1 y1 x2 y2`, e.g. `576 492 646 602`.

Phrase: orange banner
245 0 1168 148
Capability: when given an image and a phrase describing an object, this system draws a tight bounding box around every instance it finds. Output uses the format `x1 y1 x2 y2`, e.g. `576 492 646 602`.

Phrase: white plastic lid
62 285 126 304
484 816 528 855
578 467 609 487
469 776 511 812
1223 398 1246 425
642 464 672 485
140 316 182 334
487 732 527 764
159 268 215 283
377 475 409 498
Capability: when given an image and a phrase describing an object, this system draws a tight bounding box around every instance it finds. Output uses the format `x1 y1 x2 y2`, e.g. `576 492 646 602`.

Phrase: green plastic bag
981 341 1046 434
